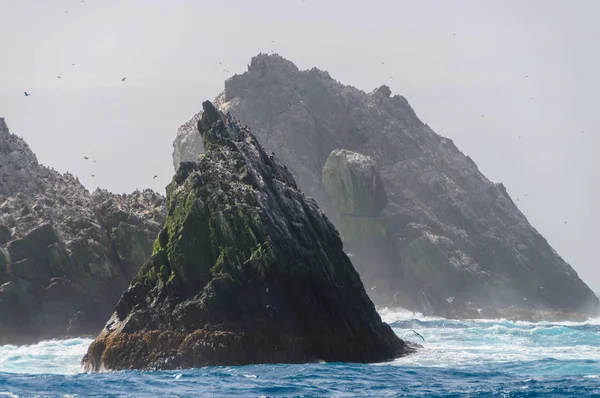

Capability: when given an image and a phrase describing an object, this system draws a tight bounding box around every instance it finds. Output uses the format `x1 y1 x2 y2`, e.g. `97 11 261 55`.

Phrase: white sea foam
387 314 600 370
377 306 435 323
0 338 91 375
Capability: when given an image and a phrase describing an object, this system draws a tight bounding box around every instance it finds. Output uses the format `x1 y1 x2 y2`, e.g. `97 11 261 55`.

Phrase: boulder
322 149 388 217
82 101 410 371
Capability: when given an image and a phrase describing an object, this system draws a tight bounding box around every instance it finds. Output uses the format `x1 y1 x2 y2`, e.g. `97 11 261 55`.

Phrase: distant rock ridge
82 101 409 371
0 118 166 345
173 53 599 318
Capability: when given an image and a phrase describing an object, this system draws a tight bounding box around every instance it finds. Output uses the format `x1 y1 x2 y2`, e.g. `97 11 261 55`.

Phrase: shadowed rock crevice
83 101 410 371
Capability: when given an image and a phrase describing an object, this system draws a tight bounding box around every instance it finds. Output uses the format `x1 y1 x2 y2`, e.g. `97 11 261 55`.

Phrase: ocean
1 308 599 397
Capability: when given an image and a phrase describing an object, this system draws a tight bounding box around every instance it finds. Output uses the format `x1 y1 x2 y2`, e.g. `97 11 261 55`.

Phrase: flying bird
91 174 95 177
480 114 484 118
58 76 61 79
84 156 89 160
411 330 425 341
72 63 75 66
153 175 158 179
524 75 529 78
121 77 126 82
24 92 30 96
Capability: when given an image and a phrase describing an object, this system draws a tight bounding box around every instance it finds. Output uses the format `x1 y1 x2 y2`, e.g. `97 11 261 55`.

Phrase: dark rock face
82 101 409 371
0 118 166 345
173 54 599 318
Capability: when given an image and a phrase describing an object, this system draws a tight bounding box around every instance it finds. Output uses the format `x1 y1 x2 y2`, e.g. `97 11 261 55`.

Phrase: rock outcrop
82 101 409 371
0 118 166 345
173 54 599 318
322 149 388 248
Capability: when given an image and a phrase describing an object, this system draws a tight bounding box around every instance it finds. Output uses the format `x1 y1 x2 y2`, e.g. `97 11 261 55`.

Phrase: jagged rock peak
83 101 409 371
0 118 41 199
0 118 8 135
248 52 299 74
372 85 392 98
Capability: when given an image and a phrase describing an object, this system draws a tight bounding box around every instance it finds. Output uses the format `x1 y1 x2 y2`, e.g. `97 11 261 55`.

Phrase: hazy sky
1 0 598 290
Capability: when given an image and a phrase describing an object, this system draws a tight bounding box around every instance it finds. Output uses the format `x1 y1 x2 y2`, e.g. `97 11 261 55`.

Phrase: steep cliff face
82 101 409 371
173 54 599 317
0 118 166 345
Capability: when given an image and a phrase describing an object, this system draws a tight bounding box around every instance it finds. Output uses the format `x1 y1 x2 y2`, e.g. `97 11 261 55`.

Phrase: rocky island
0 118 166 345
174 54 599 319
82 101 409 371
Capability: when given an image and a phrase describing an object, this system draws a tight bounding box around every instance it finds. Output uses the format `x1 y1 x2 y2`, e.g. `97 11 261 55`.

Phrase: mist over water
1 309 599 397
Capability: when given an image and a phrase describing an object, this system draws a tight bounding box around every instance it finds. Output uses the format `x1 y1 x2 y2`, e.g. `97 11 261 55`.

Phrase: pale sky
1 0 598 290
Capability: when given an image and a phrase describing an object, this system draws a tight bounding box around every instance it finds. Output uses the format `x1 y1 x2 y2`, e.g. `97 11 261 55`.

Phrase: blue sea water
1 308 600 397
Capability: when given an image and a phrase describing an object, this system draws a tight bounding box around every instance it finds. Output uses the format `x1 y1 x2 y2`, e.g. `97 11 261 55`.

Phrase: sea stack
82 101 409 371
